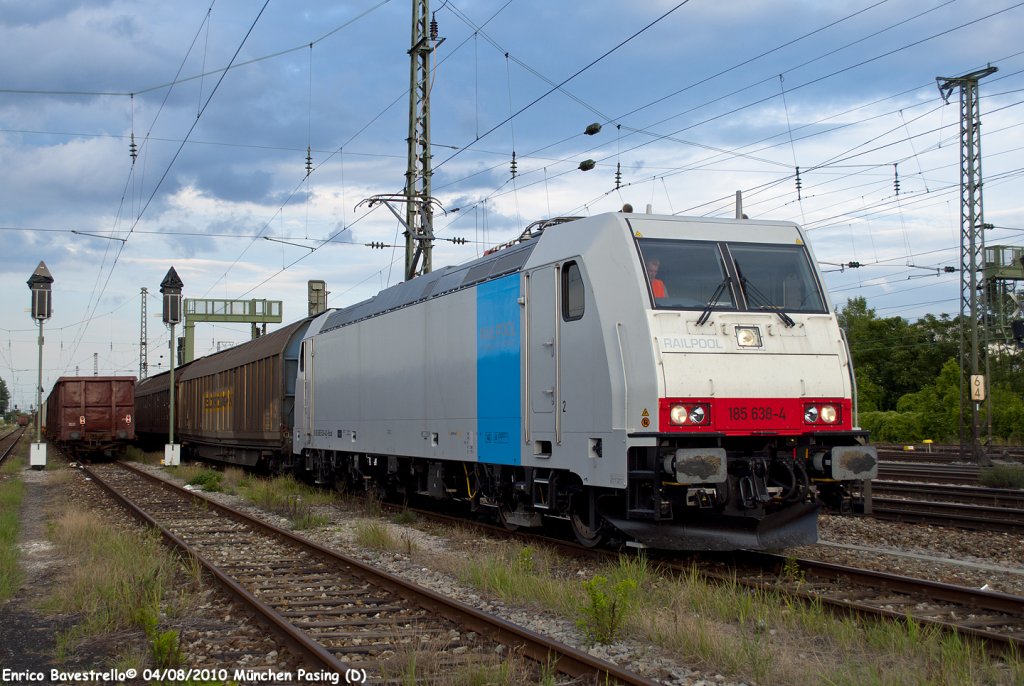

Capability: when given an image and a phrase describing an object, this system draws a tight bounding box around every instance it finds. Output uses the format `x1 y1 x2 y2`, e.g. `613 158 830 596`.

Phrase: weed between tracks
980 463 1024 489
424 539 1024 685
168 462 332 530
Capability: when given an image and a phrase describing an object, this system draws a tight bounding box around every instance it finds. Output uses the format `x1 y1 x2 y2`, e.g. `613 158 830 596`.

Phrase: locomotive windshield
637 239 826 313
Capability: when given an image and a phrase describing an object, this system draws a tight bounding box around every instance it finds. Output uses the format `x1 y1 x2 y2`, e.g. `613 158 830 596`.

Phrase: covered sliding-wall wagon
176 318 312 468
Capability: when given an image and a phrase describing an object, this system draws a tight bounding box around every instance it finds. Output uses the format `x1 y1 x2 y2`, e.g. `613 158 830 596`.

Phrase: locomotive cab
599 215 877 549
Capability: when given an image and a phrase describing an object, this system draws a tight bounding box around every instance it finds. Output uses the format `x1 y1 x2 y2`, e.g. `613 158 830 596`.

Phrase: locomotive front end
608 216 877 550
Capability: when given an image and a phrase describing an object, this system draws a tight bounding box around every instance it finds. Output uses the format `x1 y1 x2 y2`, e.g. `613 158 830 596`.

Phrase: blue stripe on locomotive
476 274 521 465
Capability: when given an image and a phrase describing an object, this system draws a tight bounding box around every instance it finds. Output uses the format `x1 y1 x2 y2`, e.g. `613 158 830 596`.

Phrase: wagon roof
178 317 312 382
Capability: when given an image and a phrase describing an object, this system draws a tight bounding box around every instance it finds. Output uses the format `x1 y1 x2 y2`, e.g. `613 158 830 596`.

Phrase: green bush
186 469 224 492
576 574 637 645
979 464 1024 489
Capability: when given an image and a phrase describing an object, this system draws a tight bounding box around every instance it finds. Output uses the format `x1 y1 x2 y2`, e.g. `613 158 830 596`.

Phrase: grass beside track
0 440 27 601
43 498 199 666
426 535 1024 685
140 456 1024 684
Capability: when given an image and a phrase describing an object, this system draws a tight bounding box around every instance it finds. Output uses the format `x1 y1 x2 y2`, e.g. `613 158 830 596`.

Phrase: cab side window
562 261 585 321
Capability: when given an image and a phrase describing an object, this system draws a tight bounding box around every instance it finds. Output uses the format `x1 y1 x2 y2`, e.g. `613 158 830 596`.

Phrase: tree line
839 296 1024 444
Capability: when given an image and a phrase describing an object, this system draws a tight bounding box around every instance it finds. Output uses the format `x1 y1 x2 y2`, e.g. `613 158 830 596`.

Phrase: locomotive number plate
726 405 786 422
719 399 795 431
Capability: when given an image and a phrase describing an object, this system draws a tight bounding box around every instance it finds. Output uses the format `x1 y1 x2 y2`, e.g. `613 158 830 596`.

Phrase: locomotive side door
301 339 313 444
526 265 557 450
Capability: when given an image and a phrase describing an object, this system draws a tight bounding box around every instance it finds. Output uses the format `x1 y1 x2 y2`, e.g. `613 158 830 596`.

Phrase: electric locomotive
292 211 876 550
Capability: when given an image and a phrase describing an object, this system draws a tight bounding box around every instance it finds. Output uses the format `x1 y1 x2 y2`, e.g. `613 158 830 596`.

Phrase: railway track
870 482 1024 508
81 461 660 685
723 551 1024 653
371 502 1024 655
868 497 1024 533
0 425 26 467
876 444 1024 463
876 462 982 485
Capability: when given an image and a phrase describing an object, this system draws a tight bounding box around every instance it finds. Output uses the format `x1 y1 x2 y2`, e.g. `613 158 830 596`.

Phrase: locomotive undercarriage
299 431 875 550
302 449 607 545
600 434 876 550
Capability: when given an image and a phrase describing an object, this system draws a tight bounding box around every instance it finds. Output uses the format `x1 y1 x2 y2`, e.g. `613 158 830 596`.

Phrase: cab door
527 266 557 449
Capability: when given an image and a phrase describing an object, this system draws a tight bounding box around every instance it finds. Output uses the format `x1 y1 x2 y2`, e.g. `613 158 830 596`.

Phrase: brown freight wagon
177 318 312 468
45 376 136 459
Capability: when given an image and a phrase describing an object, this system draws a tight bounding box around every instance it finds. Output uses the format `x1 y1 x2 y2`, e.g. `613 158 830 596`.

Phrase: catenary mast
403 0 441 280
937 66 997 465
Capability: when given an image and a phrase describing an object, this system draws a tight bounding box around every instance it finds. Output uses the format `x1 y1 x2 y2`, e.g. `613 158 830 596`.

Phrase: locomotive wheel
570 511 605 548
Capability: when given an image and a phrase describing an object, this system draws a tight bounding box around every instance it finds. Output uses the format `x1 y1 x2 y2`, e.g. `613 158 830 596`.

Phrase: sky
2 0 1023 410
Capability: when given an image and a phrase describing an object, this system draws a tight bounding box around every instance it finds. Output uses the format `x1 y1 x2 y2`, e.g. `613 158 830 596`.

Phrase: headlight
804 403 840 424
735 326 762 348
669 403 710 426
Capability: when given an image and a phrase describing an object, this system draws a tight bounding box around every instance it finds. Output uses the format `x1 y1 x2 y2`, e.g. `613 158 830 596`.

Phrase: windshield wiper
697 276 732 326
739 275 796 328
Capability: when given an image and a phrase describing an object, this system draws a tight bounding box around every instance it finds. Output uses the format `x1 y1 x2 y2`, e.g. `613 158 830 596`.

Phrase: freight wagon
44 376 136 459
175 318 312 468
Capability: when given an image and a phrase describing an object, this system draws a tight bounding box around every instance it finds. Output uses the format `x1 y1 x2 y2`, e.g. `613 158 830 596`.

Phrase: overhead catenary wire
6 2 1024 383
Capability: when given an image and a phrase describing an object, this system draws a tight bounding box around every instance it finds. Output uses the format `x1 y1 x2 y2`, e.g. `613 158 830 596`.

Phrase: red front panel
659 397 852 435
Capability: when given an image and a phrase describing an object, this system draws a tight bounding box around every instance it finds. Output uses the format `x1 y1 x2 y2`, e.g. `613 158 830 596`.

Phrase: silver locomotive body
294 212 876 550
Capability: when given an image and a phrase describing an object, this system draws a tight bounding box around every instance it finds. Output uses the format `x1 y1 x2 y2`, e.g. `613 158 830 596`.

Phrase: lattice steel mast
357 1 444 281
139 287 148 379
403 0 442 280
937 66 997 464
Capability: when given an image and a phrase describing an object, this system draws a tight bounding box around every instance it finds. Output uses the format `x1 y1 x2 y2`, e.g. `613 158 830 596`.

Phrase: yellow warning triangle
641 408 650 417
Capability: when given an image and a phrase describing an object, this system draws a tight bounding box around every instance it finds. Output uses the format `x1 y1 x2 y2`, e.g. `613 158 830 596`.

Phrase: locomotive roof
320 238 540 334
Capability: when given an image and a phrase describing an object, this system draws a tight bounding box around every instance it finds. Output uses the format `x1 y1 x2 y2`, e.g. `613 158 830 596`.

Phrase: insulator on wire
795 166 802 200
430 14 438 40
579 159 596 172
129 133 138 164
893 164 901 196
847 261 861 269
615 162 622 190
450 237 467 245
368 241 388 249
305 146 313 177
510 151 517 179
